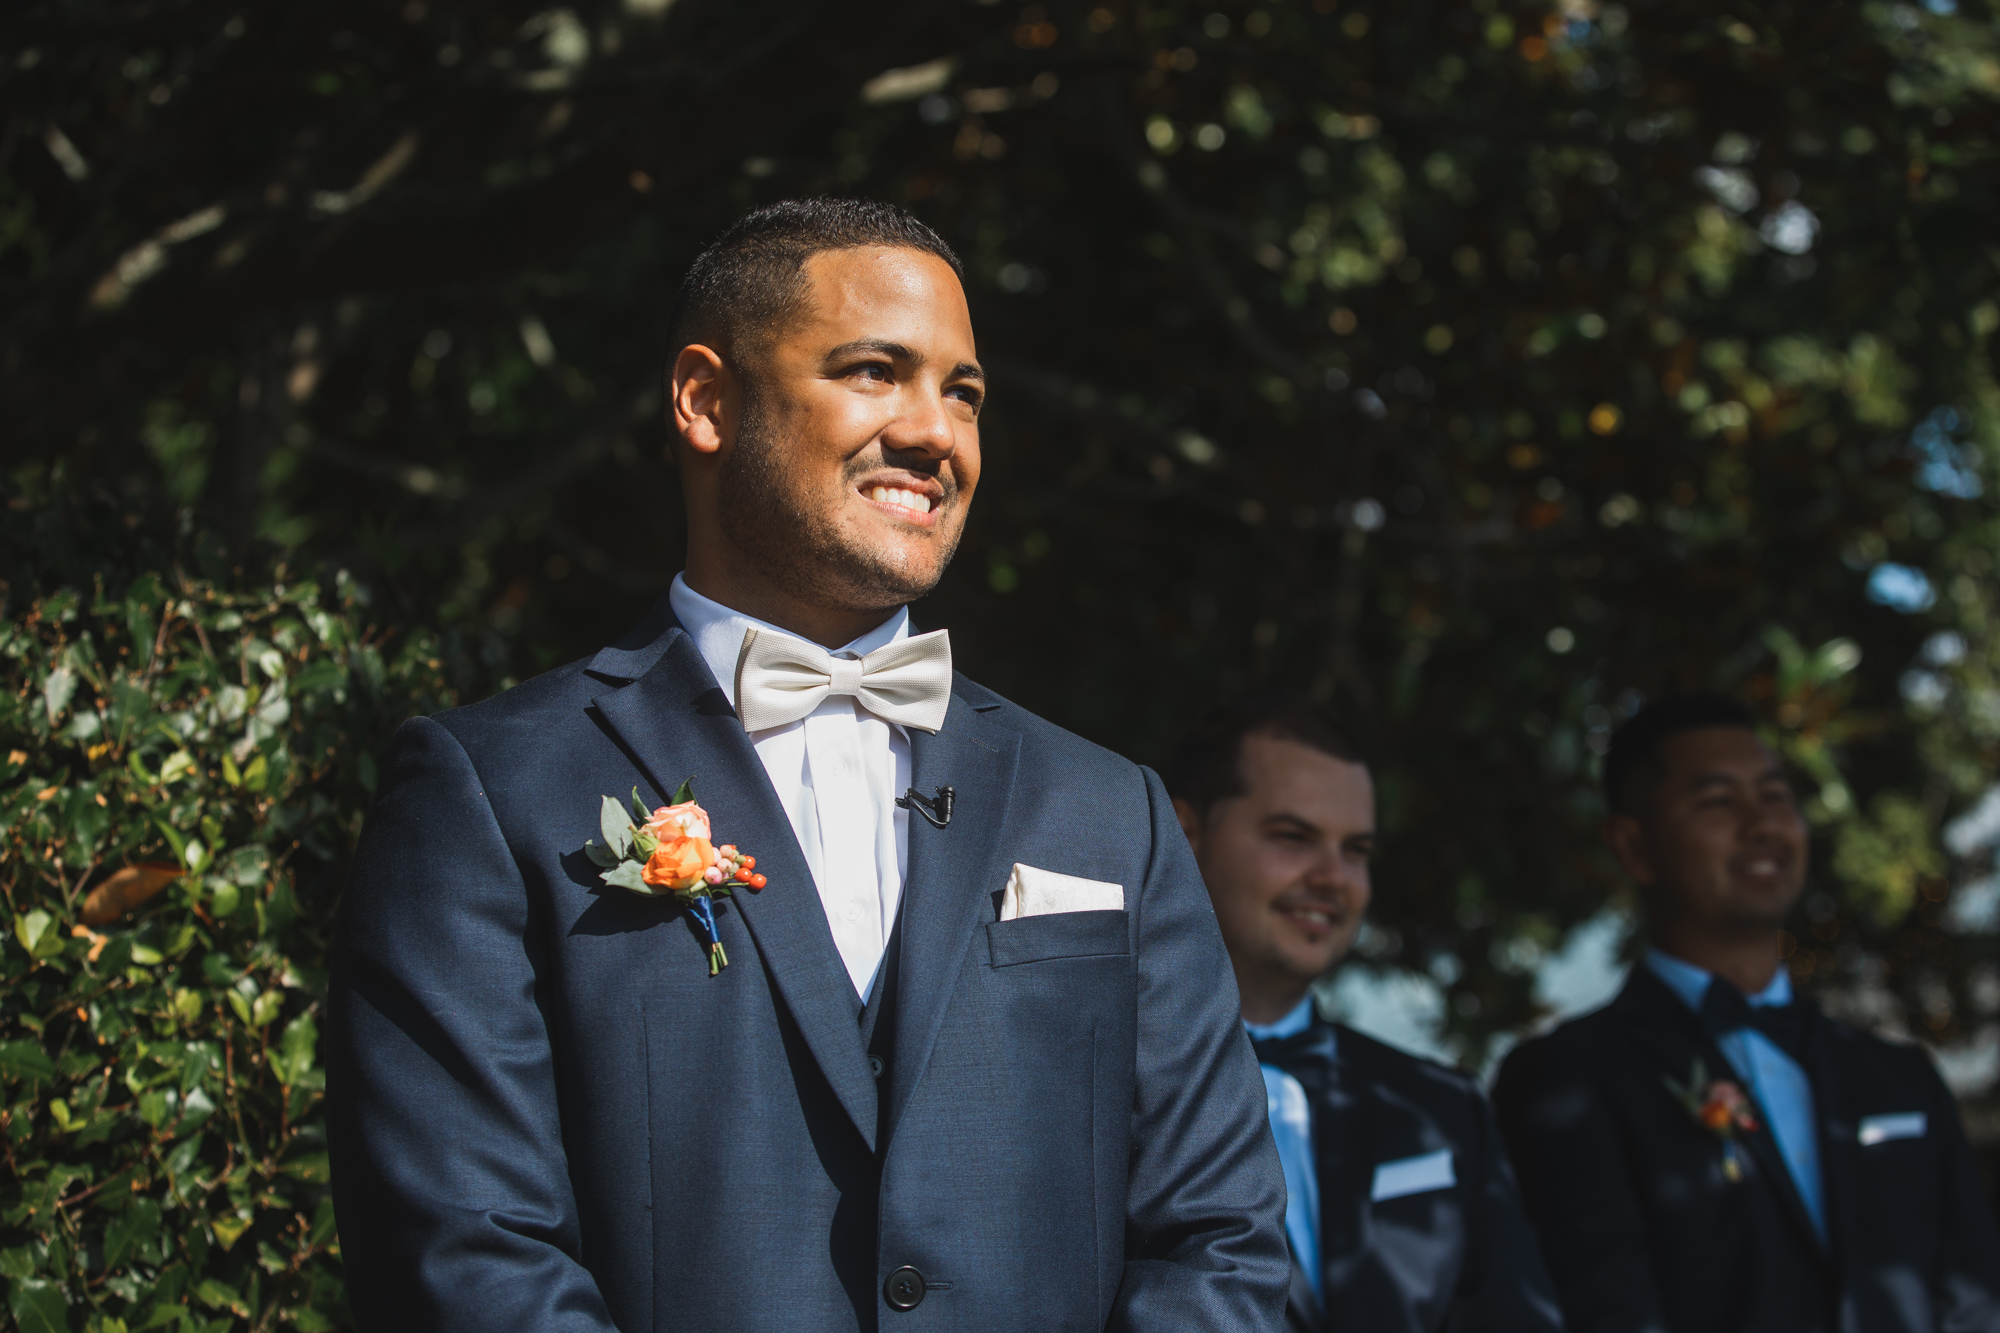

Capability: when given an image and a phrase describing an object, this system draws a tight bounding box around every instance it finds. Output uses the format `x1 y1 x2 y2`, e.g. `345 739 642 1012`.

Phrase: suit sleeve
1455 1084 1568 1332
1493 1035 1667 1333
1920 1057 2000 1331
1109 767 1292 1331
327 716 617 1333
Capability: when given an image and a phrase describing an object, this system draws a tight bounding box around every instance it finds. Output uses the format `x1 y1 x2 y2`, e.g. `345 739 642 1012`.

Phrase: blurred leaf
0 1041 57 1083
41 670 75 729
13 911 56 957
192 1276 246 1313
1834 794 1945 926
7 1278 70 1333
101 1199 161 1272
273 1014 319 1087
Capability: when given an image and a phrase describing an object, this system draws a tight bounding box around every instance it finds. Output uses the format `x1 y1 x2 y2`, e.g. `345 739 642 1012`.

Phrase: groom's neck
680 563 902 650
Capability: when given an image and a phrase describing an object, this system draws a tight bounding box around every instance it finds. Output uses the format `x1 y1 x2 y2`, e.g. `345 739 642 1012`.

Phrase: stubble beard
717 390 964 617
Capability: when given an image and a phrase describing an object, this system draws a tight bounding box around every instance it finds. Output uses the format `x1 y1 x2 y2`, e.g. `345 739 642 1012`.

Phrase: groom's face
720 245 983 616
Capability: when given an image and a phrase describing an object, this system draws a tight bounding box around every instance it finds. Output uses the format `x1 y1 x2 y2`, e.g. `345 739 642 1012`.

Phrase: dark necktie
1249 1020 1340 1098
1700 978 1810 1061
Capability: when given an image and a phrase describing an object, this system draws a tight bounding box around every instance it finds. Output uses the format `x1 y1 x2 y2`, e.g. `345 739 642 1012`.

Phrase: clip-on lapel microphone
897 786 955 829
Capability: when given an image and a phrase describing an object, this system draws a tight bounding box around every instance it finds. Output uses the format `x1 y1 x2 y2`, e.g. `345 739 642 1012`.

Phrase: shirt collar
1644 946 1794 1012
667 572 910 708
1244 994 1318 1042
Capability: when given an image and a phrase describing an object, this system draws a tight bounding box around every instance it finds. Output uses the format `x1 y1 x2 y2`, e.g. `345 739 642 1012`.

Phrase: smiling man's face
713 245 982 627
1608 726 1808 935
1176 733 1375 1023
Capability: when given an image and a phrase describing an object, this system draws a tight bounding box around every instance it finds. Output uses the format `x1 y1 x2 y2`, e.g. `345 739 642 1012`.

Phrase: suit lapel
1619 971 1828 1263
881 685 1020 1141
590 627 879 1149
1314 1029 1373 1333
1802 1009 1859 1269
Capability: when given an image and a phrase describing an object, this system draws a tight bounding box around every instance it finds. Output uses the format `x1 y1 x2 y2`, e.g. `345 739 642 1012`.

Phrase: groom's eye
845 360 893 383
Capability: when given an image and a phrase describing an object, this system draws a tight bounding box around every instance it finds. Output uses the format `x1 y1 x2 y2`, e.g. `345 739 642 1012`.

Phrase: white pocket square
998 863 1124 920
1858 1112 1927 1146
1371 1149 1455 1202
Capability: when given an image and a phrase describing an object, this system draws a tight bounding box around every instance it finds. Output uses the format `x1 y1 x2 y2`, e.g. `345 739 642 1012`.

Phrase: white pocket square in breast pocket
998 864 1124 920
1371 1149 1456 1202
1858 1112 1927 1146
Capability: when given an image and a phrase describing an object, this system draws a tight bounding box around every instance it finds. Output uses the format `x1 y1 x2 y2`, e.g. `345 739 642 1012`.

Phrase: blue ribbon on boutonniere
583 778 767 975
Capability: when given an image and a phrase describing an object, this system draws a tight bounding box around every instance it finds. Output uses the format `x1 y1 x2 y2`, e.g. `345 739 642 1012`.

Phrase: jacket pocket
986 910 1130 967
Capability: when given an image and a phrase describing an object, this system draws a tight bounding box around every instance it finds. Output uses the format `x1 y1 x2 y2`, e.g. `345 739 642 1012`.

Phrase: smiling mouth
1277 902 1345 936
864 480 940 516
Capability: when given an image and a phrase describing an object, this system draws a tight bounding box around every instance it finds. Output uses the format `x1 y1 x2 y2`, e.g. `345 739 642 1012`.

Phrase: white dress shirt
669 574 911 1002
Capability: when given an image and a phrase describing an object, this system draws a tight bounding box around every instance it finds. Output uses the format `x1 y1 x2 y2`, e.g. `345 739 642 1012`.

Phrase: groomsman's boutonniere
1665 1059 1759 1182
585 780 766 976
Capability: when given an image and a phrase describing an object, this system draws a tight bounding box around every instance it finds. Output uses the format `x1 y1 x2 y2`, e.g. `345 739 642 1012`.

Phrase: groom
327 199 1289 1332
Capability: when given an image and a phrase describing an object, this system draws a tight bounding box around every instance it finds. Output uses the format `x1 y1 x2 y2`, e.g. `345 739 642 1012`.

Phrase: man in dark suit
1494 692 2000 1332
1167 699 1564 1333
326 199 1289 1332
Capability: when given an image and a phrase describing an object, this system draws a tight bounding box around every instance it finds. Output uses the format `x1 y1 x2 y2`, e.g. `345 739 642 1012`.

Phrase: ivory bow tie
733 627 953 733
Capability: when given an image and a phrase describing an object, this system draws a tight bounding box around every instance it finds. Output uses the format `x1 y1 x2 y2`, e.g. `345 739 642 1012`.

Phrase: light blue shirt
1645 949 1826 1242
1247 996 1324 1300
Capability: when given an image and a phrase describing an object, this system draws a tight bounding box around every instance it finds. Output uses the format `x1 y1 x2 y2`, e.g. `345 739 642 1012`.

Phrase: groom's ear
671 343 732 458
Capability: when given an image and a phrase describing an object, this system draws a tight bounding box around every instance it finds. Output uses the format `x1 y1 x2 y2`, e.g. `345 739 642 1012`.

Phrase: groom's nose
880 384 960 460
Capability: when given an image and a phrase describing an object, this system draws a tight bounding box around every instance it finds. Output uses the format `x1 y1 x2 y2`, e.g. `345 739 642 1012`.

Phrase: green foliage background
7 0 2000 1324
1 505 459 1331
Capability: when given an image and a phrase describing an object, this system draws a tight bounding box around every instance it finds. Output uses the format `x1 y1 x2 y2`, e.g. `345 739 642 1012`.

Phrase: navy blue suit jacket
1494 967 2000 1333
326 603 1289 1332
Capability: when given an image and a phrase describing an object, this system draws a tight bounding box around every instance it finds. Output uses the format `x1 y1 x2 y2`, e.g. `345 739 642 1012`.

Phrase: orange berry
748 873 767 890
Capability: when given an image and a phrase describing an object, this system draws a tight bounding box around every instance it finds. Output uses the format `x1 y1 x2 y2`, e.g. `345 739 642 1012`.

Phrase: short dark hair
1602 692 1759 815
1165 697 1365 818
665 198 964 367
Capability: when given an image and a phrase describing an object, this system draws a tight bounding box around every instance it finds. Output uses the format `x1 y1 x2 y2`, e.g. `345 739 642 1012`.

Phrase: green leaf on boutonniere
599 795 634 859
671 777 696 806
583 838 620 869
600 861 648 892
630 786 650 823
632 828 658 857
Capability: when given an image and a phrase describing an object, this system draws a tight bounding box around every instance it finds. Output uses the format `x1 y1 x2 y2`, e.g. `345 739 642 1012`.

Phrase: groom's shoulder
424 654 604 753
423 597 681 750
952 673 1153 788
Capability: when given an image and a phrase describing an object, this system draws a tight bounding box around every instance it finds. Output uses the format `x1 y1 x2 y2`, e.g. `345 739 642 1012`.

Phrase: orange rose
644 800 711 843
1698 1081 1756 1133
641 835 715 891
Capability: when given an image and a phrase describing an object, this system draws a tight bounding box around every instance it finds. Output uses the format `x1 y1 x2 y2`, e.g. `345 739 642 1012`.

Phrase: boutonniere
585 780 767 976
1665 1058 1759 1182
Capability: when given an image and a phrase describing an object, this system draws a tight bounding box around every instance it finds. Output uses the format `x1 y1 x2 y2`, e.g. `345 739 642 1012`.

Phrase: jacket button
868 1054 885 1079
884 1266 926 1311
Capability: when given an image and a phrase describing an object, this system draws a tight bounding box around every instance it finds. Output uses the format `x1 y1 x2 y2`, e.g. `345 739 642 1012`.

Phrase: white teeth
868 486 932 513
